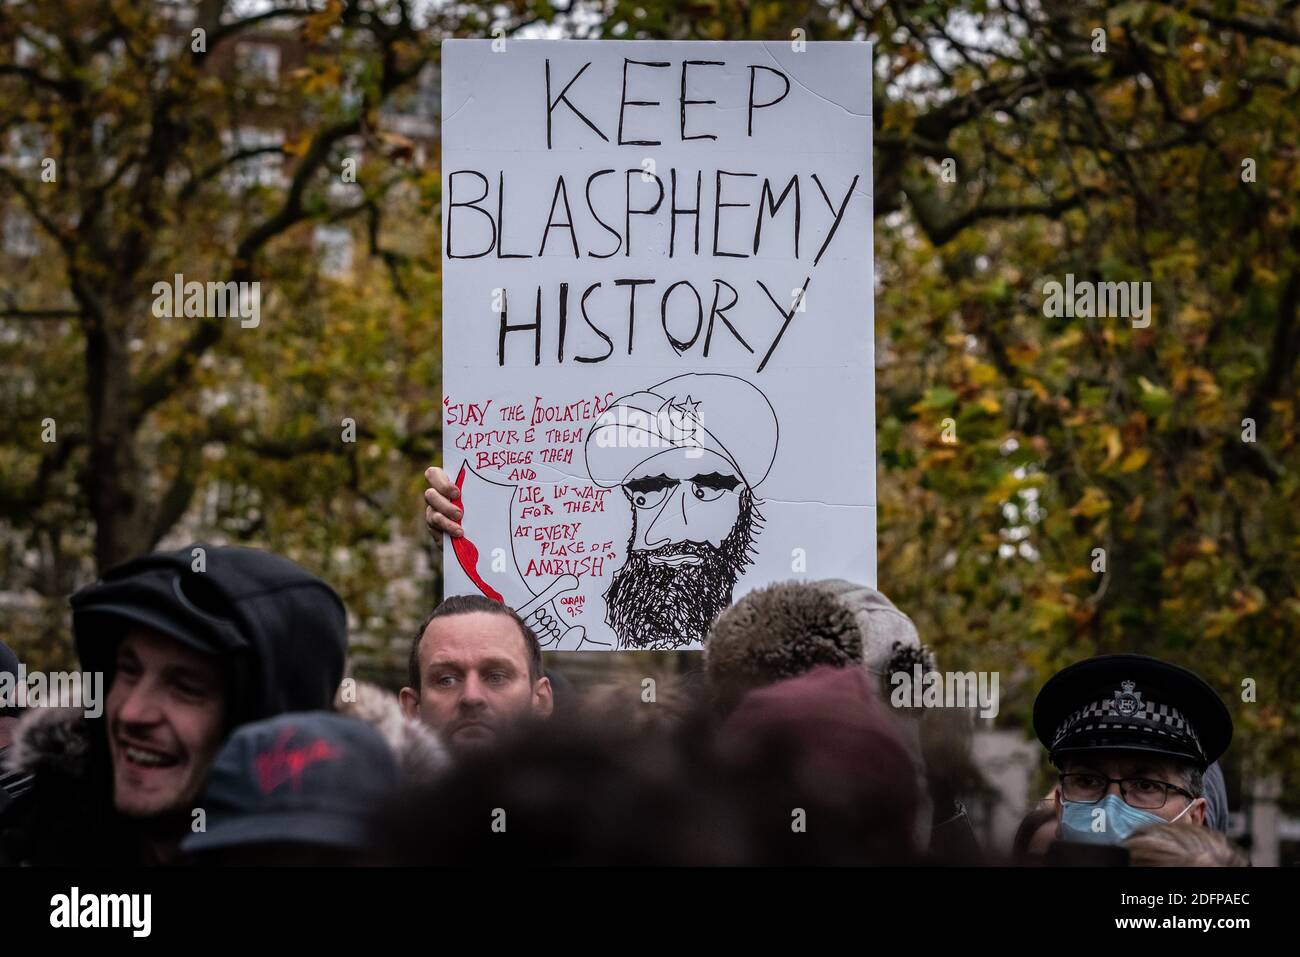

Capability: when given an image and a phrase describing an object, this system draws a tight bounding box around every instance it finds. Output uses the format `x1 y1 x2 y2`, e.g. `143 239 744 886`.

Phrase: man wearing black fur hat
0 544 347 865
1033 654 1233 847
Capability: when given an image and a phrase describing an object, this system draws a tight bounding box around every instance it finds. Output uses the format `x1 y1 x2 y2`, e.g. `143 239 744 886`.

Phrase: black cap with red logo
181 712 397 856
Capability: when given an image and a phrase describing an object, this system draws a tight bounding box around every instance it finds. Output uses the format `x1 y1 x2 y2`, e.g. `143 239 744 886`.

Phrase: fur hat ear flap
884 641 936 683
881 641 936 702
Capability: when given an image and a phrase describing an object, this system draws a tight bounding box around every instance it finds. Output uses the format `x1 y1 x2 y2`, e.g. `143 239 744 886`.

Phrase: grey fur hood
813 578 923 676
334 680 449 786
1 706 91 783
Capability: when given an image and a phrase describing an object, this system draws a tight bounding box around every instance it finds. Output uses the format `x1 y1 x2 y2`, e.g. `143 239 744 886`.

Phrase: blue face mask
1060 793 1195 845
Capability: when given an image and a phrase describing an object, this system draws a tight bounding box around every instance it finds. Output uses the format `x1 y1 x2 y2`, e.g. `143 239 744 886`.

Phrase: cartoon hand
516 575 581 647
553 624 589 650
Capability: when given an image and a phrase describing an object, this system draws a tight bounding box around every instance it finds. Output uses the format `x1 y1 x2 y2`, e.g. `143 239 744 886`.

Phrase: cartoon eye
690 483 726 502
630 487 671 510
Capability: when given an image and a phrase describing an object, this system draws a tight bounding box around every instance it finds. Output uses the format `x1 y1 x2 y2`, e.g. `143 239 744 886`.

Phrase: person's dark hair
407 595 542 690
1012 802 1058 862
371 706 920 866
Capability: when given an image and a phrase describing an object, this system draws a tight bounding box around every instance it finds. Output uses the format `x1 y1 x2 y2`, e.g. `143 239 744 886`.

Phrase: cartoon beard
603 489 762 650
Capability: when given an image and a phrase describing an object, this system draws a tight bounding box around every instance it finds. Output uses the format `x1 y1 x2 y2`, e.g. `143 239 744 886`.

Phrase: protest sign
442 39 874 650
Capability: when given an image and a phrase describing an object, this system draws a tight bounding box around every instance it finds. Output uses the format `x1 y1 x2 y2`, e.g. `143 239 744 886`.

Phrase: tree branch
908 185 1103 247
1189 5 1300 46
0 308 83 320
0 64 80 99
148 442 204 548
177 145 287 202
195 4 325 64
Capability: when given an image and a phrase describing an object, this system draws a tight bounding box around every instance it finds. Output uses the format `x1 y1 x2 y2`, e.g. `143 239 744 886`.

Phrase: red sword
451 463 504 603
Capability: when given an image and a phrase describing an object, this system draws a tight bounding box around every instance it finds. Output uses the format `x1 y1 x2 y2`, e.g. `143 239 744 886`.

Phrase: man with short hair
1033 654 1232 848
400 594 552 758
0 544 347 865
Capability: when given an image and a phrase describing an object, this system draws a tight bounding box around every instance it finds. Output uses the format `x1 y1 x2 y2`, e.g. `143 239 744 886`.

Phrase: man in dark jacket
0 641 32 809
0 543 347 865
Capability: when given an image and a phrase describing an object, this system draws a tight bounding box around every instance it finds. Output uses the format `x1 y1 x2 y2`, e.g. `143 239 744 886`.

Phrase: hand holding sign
423 466 463 544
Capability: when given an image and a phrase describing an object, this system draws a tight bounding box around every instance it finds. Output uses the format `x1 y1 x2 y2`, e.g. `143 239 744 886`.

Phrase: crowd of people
0 472 1251 867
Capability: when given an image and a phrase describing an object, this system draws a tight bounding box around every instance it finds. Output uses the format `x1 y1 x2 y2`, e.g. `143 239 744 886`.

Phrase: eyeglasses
1059 772 1194 810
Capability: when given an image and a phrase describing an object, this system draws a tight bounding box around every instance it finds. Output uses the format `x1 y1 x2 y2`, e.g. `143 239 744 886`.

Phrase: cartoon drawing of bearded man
584 373 779 650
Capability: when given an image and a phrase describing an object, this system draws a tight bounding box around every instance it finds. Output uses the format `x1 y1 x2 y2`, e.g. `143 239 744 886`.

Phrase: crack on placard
760 43 871 120
749 497 876 509
456 467 876 509
440 43 493 126
441 91 476 126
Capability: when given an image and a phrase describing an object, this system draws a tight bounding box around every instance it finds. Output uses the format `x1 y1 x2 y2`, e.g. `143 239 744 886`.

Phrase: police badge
1112 679 1143 717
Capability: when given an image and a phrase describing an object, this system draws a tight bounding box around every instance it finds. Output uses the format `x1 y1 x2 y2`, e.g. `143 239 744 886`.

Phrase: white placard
442 39 874 651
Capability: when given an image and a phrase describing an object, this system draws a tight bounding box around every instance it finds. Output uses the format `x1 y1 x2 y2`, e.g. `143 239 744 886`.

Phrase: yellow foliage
1071 486 1112 518
1119 447 1150 472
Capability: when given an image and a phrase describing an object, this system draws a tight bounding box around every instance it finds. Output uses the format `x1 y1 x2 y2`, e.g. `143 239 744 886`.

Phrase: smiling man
0 544 347 865
584 373 779 649
106 627 228 820
400 595 553 758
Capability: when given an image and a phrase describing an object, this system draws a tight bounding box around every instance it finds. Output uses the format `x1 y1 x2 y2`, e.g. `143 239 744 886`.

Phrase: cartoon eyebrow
689 472 741 491
624 474 679 494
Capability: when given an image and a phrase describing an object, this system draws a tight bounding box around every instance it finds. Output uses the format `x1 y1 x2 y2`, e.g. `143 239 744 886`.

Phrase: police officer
1033 654 1232 846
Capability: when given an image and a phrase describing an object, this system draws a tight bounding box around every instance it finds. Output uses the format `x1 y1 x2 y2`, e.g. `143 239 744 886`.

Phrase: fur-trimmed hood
1 706 92 783
334 681 449 786
0 708 121 866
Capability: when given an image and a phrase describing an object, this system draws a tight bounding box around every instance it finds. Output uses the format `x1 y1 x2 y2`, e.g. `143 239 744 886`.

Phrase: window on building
221 127 286 189
313 224 354 279
3 210 40 258
235 42 281 84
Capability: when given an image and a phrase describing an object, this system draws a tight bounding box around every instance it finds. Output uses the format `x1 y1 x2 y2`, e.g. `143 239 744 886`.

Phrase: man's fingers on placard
424 488 463 520
425 506 462 538
425 466 459 497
